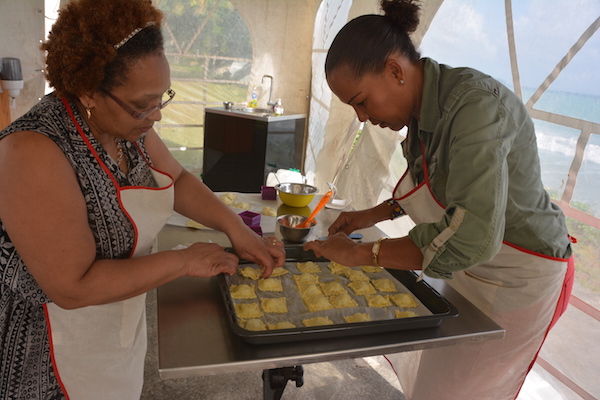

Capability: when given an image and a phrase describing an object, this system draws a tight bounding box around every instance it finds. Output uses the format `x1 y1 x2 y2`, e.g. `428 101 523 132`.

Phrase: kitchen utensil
295 190 333 228
275 183 318 207
276 214 316 243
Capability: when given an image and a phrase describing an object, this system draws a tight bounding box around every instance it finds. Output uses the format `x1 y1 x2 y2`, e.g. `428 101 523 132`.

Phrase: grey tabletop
155 194 504 379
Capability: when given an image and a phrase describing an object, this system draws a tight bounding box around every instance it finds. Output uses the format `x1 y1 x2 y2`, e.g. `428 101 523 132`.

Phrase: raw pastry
395 310 419 318
220 192 236 205
391 293 418 308
267 321 296 330
328 262 350 276
298 283 323 298
270 267 289 277
302 316 334 327
240 318 267 331
303 294 333 312
258 278 283 292
296 261 321 274
262 206 276 216
229 284 257 299
360 265 384 273
260 297 288 313
234 302 263 319
347 281 376 296
186 219 206 229
233 202 250 210
371 278 398 293
344 313 371 323
319 281 347 296
293 273 319 286
239 267 261 280
329 293 358 308
365 294 392 307
344 269 370 282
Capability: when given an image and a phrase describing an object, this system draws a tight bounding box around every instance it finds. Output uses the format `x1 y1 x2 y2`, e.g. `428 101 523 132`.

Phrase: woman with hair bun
304 0 575 399
0 0 285 398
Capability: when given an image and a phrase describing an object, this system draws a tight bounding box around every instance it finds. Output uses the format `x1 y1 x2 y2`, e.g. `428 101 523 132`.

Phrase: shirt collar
414 57 443 135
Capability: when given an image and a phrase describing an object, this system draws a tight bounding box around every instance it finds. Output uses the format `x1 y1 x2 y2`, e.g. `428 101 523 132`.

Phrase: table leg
262 365 304 400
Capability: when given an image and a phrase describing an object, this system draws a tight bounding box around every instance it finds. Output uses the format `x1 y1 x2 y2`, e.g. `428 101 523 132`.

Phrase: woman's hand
329 209 378 235
229 231 286 278
180 242 240 277
303 232 366 267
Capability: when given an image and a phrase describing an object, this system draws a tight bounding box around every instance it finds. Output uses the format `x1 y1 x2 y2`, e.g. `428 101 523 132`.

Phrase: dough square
267 321 296 330
296 261 321 273
359 265 385 273
344 313 371 323
347 281 376 296
371 278 398 293
260 297 288 313
240 318 267 331
345 269 370 282
328 262 350 276
302 316 334 327
329 293 358 308
365 294 392 307
293 273 320 286
270 267 289 277
395 310 419 319
239 267 262 280
229 284 257 299
234 302 263 319
258 278 283 292
303 294 334 312
391 293 418 308
319 281 346 296
299 283 323 298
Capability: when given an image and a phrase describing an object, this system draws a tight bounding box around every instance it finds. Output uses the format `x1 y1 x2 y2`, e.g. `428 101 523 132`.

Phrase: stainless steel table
155 194 504 398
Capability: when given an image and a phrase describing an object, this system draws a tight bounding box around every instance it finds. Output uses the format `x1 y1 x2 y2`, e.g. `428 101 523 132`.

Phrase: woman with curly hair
304 0 575 399
0 0 285 398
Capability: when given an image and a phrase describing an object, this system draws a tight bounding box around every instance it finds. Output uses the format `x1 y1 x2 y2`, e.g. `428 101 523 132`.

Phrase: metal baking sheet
218 246 458 345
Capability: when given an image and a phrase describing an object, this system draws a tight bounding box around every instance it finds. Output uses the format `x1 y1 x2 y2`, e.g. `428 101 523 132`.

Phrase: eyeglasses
101 88 176 120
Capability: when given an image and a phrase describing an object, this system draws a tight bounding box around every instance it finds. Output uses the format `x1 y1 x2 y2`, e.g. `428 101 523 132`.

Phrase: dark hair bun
380 0 421 33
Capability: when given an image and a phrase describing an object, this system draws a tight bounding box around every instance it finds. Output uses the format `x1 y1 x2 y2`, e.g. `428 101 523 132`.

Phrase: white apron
44 102 174 400
386 142 573 400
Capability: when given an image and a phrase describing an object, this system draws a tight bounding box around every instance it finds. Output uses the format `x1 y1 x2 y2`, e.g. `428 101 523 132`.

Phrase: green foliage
156 0 252 59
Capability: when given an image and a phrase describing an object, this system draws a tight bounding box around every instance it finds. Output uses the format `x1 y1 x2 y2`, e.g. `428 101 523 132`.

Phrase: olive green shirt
406 58 572 279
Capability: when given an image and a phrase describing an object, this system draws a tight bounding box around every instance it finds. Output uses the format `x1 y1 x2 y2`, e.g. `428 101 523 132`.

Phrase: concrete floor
141 289 406 400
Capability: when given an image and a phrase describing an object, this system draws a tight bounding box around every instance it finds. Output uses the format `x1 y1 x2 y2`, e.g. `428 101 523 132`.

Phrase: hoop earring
86 108 92 119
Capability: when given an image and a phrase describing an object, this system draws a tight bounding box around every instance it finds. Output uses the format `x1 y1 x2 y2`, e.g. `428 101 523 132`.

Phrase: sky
419 0 600 97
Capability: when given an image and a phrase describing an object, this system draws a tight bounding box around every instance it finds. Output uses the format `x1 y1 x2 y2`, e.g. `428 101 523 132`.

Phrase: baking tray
218 245 458 344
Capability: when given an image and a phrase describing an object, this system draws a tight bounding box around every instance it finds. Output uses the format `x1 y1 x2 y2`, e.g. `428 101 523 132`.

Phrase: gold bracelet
371 237 389 267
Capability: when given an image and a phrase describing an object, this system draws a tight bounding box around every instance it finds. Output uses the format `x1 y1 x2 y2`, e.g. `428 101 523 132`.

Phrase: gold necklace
115 138 125 166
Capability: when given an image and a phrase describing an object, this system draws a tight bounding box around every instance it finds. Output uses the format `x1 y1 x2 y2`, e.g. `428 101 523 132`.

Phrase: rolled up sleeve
408 88 514 279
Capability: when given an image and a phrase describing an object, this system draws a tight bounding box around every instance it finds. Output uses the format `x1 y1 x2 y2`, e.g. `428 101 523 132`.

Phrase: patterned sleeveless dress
0 93 158 399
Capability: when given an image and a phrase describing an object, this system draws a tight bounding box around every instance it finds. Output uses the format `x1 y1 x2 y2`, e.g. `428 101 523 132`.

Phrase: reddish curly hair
41 0 165 101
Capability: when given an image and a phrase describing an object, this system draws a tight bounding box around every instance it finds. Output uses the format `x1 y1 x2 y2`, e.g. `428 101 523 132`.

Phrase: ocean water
527 89 600 218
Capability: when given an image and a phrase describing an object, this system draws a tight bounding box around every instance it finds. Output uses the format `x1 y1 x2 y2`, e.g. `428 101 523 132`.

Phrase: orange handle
296 190 333 228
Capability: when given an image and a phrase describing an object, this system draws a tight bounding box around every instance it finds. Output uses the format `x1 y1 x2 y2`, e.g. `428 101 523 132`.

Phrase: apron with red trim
44 101 174 399
386 141 573 400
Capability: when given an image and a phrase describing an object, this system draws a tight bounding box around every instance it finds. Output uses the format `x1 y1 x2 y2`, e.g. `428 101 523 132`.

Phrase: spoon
296 190 333 228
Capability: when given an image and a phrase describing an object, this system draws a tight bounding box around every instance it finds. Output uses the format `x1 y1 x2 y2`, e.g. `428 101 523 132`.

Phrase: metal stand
262 366 304 400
